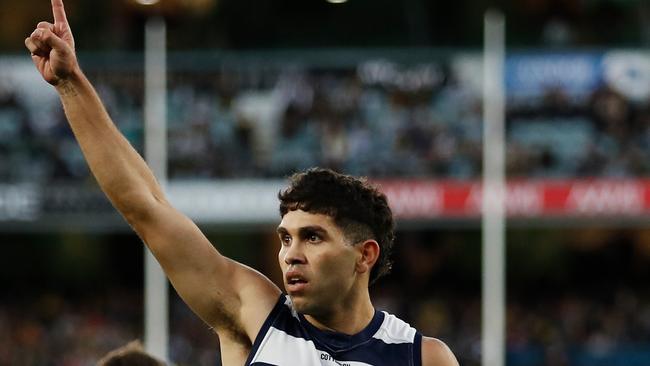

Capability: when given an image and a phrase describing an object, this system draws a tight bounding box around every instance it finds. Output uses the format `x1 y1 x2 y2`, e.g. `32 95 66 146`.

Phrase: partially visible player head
96 340 165 366
277 168 395 314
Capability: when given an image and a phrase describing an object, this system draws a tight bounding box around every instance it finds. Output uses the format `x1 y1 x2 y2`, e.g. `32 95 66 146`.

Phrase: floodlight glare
134 0 161 5
327 0 348 4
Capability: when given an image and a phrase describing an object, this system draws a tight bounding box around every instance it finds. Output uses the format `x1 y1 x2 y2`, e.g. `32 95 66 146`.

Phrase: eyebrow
276 227 288 235
276 225 328 237
299 226 328 237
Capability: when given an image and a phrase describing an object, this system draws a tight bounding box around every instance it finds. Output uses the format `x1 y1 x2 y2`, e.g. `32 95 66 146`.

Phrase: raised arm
24 0 280 344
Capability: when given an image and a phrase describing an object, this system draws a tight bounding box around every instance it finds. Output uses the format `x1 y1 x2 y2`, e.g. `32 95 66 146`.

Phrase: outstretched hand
24 0 78 86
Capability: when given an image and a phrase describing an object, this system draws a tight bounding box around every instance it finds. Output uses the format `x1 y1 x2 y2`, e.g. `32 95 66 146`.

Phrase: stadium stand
2 51 650 183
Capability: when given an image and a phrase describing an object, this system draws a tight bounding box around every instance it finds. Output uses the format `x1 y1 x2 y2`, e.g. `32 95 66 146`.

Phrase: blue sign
506 52 605 99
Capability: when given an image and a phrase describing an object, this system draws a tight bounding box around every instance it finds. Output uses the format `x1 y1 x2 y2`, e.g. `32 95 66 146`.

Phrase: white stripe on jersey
284 297 300 320
372 312 417 344
251 327 373 366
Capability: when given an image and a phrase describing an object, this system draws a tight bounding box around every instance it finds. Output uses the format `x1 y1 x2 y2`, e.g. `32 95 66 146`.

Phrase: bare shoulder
421 337 459 366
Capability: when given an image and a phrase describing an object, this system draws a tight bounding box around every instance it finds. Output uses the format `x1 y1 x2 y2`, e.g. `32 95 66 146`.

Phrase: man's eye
308 234 321 243
281 235 291 245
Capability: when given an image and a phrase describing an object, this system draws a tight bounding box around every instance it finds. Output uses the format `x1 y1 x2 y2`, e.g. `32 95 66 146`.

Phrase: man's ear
356 240 380 274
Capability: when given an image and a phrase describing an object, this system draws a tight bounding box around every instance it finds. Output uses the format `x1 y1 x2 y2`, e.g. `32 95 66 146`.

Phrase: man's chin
287 294 312 313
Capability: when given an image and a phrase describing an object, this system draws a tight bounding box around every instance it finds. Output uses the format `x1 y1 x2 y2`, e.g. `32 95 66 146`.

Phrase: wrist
54 67 85 97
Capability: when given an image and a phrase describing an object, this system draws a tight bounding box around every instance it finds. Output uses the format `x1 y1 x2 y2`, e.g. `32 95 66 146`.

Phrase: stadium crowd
1 57 650 182
0 292 218 366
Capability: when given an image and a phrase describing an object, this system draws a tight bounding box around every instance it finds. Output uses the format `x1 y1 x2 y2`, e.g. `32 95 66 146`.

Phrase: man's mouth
287 276 307 285
286 271 309 292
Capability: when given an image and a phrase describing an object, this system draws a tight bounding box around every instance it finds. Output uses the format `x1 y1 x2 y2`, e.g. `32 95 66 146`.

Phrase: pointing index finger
51 0 68 25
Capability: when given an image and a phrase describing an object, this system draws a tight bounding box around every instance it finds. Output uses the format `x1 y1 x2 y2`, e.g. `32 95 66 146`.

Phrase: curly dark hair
278 167 395 285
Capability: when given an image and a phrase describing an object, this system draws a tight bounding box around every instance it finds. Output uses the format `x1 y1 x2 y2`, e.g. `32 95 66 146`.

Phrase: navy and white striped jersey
245 295 422 366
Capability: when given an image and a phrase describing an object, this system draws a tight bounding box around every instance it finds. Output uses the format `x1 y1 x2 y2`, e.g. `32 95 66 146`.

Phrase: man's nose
284 242 307 265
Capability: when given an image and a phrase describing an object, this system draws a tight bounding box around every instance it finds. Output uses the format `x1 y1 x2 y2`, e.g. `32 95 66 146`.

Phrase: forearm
56 69 166 219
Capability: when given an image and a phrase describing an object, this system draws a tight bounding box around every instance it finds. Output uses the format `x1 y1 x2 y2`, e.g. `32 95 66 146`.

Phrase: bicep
421 337 459 366
131 201 281 339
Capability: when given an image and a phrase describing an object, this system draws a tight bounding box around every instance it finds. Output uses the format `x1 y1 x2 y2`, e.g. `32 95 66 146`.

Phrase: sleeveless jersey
245 294 422 366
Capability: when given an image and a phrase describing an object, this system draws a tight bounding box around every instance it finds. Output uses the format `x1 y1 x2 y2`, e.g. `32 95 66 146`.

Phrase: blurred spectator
97 340 164 366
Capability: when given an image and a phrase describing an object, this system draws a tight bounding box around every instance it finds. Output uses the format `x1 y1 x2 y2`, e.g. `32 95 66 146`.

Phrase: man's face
277 209 361 316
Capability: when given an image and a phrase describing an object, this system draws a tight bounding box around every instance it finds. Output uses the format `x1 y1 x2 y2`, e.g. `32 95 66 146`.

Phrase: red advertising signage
375 179 650 219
